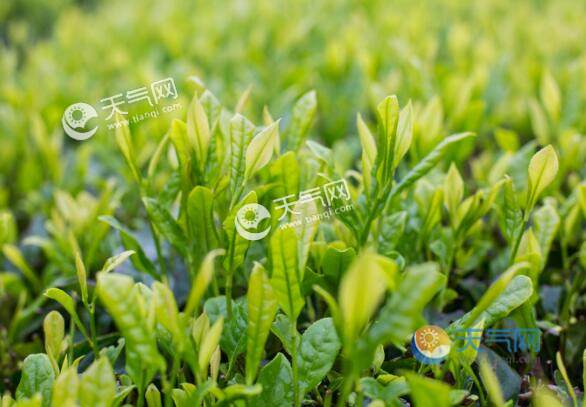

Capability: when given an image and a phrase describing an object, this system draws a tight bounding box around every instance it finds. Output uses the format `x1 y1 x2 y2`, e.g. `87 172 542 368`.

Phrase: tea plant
1 0 586 406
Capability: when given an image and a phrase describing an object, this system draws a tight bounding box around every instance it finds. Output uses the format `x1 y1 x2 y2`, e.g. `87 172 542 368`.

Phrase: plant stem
225 271 233 318
291 321 300 407
88 305 99 357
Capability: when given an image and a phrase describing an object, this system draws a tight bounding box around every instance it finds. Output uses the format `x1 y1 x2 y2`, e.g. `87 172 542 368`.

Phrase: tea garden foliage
1 0 586 406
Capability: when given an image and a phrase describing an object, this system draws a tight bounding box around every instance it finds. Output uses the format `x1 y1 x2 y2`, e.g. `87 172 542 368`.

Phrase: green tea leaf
199 317 223 377
229 114 255 198
143 197 187 257
353 263 445 372
100 250 135 274
16 354 54 405
479 357 506 407
392 101 413 170
526 145 558 212
187 94 211 173
97 273 163 384
444 163 463 222
114 115 141 183
359 377 409 406
321 246 355 289
51 366 78 407
533 203 560 260
339 252 395 345
297 318 341 396
187 186 219 263
390 132 476 201
145 384 162 407
253 353 293 407
79 358 116 407
450 272 533 331
270 152 300 198
43 311 64 373
404 373 451 407
185 249 225 316
270 228 304 321
44 288 89 340
540 70 561 123
153 282 184 351
74 252 88 305
245 120 280 179
2 244 41 291
287 90 317 151
246 263 279 385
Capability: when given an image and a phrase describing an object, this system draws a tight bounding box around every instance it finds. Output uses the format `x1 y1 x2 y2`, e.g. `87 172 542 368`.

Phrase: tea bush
1 0 585 406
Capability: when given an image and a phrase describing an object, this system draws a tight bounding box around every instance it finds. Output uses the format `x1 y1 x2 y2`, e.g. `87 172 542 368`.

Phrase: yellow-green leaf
526 145 558 211
246 263 278 384
245 120 280 179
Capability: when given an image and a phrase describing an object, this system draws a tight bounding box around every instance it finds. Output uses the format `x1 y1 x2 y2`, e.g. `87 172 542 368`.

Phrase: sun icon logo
411 325 451 364
234 203 271 241
62 102 99 141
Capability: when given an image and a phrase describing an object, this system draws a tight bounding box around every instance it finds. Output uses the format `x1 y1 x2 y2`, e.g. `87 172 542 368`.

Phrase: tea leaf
287 90 317 151
339 252 394 345
291 200 319 274
270 152 300 197
79 358 116 407
187 186 219 262
229 114 255 198
321 246 355 288
357 113 377 194
114 115 141 183
540 70 561 123
100 250 135 274
245 120 280 180
533 203 560 260
51 366 78 407
143 197 187 256
187 94 211 173
199 317 223 377
74 252 88 305
450 271 532 330
145 384 162 407
16 354 54 405
297 318 341 396
2 244 41 291
392 101 413 170
444 163 463 221
44 288 88 340
96 273 163 383
391 132 475 200
360 377 409 405
153 282 184 351
500 177 523 243
270 228 304 321
184 248 225 316
404 372 451 407
43 311 64 373
526 145 558 212
246 263 279 384
253 353 293 407
353 263 445 371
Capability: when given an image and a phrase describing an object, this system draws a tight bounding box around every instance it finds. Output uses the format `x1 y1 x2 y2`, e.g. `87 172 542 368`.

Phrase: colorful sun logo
411 325 451 364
